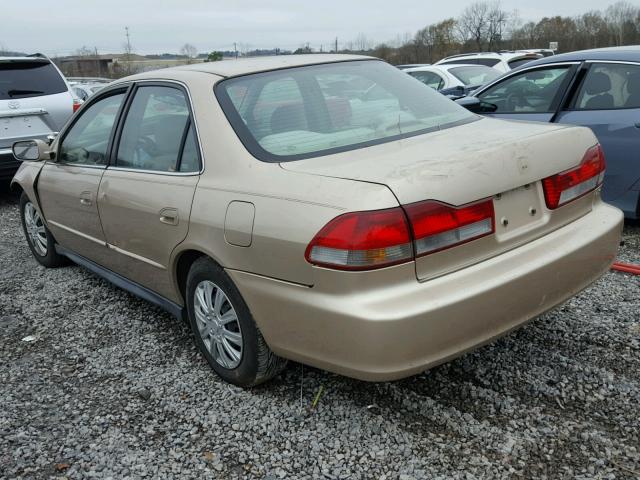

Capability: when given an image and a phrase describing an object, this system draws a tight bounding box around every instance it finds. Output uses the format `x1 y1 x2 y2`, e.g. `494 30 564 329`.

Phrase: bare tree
486 3 509 51
180 43 198 64
457 1 491 51
606 1 638 45
576 11 610 49
354 33 370 52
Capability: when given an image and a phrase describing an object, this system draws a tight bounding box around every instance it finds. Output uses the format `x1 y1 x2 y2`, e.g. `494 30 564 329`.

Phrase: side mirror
454 96 498 113
12 139 54 162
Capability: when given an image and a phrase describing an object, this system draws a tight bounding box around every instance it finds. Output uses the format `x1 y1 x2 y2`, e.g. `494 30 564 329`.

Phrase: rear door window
573 63 640 110
0 60 67 99
508 58 538 69
116 85 192 172
407 71 445 90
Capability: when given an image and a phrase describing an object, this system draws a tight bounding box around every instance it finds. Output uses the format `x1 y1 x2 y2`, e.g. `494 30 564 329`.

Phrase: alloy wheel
24 202 48 257
193 280 243 369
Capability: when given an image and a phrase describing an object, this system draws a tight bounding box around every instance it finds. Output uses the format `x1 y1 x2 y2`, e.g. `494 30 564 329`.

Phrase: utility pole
335 37 338 53
234 42 238 59
94 46 99 77
124 26 132 74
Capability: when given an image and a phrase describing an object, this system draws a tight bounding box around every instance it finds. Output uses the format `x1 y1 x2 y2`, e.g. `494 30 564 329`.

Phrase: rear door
97 82 201 299
475 63 579 122
555 61 640 217
37 88 127 260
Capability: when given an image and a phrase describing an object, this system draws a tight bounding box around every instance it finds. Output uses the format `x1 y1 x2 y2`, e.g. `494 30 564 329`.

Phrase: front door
37 90 127 260
475 64 578 123
97 84 201 301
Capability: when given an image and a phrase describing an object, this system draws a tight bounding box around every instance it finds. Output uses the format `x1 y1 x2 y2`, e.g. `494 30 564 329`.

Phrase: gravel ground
1 188 639 480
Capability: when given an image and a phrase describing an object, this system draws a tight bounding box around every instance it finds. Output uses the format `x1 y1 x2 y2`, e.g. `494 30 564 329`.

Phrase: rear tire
186 257 287 387
19 192 68 268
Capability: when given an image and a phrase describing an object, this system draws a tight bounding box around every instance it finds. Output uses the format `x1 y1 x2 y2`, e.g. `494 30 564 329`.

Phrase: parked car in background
461 46 640 219
71 83 107 101
435 51 542 73
512 49 555 58
395 63 431 70
405 64 501 95
11 55 622 387
0 54 78 181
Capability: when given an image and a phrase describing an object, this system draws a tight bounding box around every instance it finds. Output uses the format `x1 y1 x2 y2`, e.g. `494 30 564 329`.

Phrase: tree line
361 1 640 65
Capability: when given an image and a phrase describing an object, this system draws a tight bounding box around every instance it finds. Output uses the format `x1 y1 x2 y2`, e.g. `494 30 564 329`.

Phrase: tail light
73 99 82 113
304 208 413 270
305 198 495 270
542 144 606 209
405 199 495 256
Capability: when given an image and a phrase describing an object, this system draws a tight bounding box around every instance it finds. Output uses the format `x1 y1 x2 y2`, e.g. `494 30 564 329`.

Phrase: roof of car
523 46 640 67
404 64 479 73
127 54 374 80
438 52 535 62
0 56 50 63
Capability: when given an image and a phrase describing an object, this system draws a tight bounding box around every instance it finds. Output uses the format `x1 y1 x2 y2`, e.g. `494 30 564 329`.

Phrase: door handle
159 208 179 226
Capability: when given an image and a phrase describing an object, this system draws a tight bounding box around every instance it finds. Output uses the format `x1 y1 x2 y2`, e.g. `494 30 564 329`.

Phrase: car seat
625 72 640 108
152 115 189 171
583 72 614 109
270 103 307 135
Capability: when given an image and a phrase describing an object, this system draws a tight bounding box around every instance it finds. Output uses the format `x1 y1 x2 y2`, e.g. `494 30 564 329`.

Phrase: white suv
435 52 542 74
0 54 78 181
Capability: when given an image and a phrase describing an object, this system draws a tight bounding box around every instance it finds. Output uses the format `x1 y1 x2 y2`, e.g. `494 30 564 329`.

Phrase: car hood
279 116 598 207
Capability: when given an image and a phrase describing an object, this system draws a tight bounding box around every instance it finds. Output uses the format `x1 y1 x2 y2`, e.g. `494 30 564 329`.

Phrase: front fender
11 161 47 222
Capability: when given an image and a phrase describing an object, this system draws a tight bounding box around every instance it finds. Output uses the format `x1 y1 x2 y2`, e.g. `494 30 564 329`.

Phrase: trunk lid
282 117 600 280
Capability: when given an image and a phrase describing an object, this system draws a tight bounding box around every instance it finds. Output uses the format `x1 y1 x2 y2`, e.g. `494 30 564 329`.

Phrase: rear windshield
0 60 67 100
448 65 501 86
215 60 476 162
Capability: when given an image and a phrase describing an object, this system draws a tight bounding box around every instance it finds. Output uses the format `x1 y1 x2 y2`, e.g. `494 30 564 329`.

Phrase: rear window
476 58 501 67
216 60 476 162
0 60 67 100
448 66 501 86
508 57 538 69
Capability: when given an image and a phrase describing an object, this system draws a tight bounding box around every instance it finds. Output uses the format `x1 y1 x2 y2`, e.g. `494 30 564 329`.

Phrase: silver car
0 54 77 181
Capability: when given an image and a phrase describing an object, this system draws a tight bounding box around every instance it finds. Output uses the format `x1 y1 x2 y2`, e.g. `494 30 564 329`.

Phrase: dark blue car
468 46 640 219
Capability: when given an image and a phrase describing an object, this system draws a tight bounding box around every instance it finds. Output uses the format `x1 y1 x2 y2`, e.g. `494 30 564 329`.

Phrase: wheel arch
173 248 226 304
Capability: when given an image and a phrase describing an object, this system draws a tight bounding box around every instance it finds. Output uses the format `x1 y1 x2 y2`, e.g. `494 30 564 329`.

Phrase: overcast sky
2 0 624 56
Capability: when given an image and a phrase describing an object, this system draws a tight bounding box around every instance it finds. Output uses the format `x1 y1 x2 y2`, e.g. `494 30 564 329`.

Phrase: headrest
626 72 640 96
584 72 611 95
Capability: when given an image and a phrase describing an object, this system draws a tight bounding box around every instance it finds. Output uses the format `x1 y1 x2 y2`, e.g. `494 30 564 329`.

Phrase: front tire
19 193 68 268
186 257 287 387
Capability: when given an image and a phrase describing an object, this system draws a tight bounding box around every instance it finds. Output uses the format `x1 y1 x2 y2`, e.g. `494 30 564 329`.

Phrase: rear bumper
228 200 623 381
0 149 21 181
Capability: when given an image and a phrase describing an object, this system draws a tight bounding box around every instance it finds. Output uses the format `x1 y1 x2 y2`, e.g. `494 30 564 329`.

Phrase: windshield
0 60 67 100
449 65 501 86
216 60 476 161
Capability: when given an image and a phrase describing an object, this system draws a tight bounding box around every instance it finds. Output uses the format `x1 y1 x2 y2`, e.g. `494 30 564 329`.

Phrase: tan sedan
11 55 622 387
